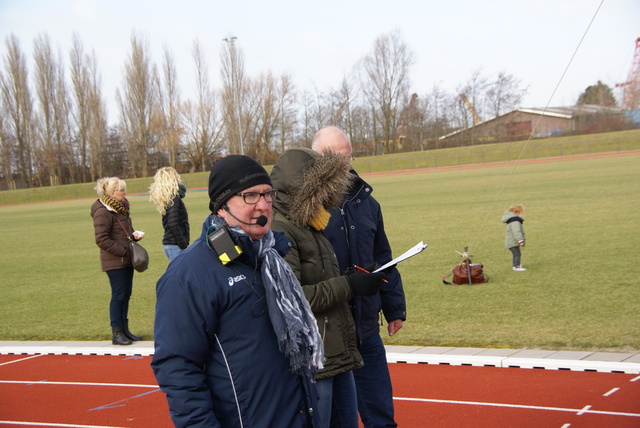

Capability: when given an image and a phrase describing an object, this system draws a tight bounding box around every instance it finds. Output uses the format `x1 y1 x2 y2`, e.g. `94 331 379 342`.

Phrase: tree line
1 29 532 189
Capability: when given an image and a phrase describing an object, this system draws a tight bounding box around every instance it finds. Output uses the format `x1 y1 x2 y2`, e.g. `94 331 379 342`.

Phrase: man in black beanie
152 155 323 428
207 155 274 239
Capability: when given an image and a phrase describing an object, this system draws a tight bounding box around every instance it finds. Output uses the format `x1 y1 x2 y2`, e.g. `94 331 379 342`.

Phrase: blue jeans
106 267 134 327
316 371 358 428
353 334 397 428
164 244 183 261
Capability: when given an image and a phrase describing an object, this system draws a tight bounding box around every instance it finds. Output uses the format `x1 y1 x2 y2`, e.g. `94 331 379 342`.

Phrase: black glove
379 263 397 275
342 263 378 276
346 265 387 296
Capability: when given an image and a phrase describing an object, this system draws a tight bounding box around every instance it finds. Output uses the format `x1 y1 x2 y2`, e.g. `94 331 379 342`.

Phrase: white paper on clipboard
373 241 428 273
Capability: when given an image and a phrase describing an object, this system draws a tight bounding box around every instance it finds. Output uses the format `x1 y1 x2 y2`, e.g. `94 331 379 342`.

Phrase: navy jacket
323 172 407 343
152 215 319 428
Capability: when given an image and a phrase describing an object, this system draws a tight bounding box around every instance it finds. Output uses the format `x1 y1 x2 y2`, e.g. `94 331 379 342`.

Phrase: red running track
1 353 639 427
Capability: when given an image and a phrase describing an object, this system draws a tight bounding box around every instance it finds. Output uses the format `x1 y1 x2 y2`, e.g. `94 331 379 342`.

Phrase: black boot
123 321 143 341
112 325 132 345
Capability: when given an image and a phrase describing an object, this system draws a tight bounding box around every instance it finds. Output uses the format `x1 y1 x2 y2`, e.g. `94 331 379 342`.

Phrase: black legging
509 246 521 267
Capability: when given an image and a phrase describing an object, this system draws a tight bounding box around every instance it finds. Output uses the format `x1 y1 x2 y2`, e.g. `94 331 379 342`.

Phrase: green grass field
0 151 639 352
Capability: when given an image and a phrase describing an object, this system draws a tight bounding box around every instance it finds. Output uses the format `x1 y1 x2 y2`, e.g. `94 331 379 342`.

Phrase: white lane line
0 379 157 388
603 387 620 397
393 397 640 418
577 405 591 415
0 354 45 366
560 424 571 428
631 375 640 382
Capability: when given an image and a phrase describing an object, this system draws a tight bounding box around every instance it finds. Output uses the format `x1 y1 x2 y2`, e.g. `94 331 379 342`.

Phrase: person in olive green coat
270 148 387 428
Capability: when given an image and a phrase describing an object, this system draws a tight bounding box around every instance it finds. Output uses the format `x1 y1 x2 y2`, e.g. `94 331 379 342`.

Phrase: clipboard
374 241 428 273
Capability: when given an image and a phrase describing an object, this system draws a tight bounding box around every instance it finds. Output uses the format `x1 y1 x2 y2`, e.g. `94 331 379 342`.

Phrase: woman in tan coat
90 177 145 345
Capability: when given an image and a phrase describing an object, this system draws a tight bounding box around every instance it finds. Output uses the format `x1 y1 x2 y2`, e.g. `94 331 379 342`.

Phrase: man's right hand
346 268 387 296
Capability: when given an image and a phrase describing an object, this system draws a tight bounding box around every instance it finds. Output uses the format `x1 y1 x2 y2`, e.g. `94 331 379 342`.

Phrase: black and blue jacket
152 215 319 428
323 172 407 344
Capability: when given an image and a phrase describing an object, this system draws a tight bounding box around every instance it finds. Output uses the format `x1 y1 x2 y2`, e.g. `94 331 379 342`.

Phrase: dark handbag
443 261 489 285
129 241 149 272
115 217 149 272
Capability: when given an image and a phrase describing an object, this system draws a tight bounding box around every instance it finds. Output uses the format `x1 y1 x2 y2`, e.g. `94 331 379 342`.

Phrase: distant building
439 104 627 147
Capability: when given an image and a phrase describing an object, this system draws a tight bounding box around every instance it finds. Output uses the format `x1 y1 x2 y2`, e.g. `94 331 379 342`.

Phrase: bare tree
297 90 315 147
422 83 453 148
69 33 91 183
0 100 15 189
251 71 278 162
71 34 108 182
182 39 223 172
33 33 57 186
331 76 354 137
455 69 488 145
0 34 34 187
117 32 157 177
33 33 73 186
235 76 264 158
358 30 415 154
311 87 331 134
486 71 527 117
220 37 246 155
86 50 107 180
276 73 297 154
243 71 295 162
156 46 182 168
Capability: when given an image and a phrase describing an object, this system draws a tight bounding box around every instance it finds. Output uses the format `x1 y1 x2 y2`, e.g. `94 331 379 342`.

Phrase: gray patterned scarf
213 216 324 379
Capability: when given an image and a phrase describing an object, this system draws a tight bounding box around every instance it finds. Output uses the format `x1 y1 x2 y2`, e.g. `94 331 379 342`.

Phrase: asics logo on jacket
228 274 246 286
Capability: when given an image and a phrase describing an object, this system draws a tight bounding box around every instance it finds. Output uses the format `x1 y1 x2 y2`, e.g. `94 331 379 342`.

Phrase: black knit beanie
208 155 272 213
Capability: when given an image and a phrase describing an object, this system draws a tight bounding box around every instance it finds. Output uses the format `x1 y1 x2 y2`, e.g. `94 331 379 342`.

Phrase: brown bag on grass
443 261 489 285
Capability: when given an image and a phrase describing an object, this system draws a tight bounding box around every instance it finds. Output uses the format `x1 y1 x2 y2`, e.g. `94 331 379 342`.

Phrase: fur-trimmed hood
270 147 352 227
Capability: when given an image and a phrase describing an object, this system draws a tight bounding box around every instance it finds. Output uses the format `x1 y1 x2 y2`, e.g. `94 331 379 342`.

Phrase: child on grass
502 204 526 271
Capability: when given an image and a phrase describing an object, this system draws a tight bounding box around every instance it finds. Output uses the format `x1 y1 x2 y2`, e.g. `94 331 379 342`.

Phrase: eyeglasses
235 189 278 204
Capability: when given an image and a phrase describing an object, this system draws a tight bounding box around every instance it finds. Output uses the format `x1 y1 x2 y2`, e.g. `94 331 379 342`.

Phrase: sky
0 0 638 125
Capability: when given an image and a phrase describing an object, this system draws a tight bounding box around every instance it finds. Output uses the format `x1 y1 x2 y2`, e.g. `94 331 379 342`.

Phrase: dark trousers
106 267 134 327
353 334 397 428
509 246 521 267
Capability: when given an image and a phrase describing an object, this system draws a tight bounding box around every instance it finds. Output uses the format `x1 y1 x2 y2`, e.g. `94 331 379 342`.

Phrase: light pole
223 36 244 155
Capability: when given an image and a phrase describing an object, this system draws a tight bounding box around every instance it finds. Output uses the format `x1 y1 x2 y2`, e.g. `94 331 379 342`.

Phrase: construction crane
615 37 640 110
459 93 482 124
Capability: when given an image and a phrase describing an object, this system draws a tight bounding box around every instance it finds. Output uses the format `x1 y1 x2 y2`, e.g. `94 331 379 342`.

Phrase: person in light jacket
502 204 526 271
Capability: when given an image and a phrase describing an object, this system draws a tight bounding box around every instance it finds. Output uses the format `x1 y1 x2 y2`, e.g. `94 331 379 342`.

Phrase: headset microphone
224 205 268 227
255 215 268 227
